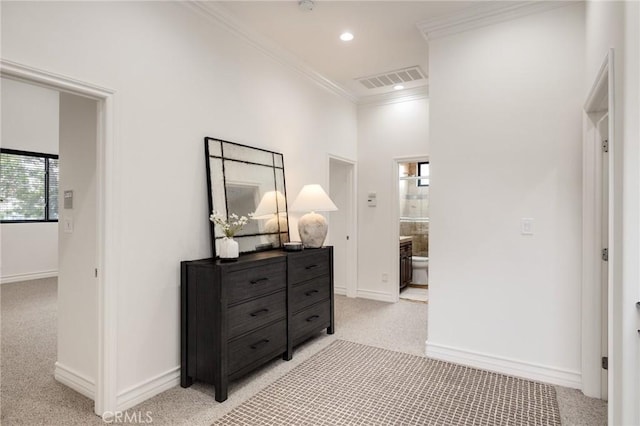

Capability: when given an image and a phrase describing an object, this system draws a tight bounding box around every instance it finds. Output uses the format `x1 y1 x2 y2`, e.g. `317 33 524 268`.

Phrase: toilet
412 256 429 285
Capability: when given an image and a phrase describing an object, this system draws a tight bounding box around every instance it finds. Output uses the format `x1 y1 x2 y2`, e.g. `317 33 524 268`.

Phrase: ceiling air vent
357 66 426 90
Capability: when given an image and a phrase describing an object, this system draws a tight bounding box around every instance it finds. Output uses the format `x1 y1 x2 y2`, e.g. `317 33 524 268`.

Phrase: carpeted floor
214 340 561 426
0 278 103 425
0 278 607 425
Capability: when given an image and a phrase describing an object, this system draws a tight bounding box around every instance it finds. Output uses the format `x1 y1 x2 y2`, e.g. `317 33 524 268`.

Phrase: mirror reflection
205 138 289 257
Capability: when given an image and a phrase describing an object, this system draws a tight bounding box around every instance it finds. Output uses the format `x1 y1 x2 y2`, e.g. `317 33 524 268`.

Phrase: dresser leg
215 386 228 402
214 376 228 402
180 375 193 388
283 348 293 361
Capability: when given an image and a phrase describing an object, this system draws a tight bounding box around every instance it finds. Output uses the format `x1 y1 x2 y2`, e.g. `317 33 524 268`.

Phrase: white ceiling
217 1 478 100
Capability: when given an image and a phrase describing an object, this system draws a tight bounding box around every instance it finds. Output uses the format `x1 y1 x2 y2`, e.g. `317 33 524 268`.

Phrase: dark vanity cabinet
400 240 412 289
180 247 334 402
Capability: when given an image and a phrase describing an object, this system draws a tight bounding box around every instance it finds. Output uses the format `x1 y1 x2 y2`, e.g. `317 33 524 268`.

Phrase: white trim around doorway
582 49 614 413
0 59 119 417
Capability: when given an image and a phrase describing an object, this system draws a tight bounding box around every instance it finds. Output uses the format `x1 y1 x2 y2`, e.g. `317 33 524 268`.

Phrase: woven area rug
213 340 561 425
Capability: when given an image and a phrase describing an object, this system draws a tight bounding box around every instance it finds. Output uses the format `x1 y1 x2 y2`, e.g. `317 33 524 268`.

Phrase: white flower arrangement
210 211 253 238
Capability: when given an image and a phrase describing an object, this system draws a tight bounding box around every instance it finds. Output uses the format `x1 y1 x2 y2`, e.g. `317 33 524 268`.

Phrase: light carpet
213 340 561 426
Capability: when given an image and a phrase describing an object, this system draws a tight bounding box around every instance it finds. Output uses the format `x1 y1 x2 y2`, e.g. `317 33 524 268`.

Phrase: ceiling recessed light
393 84 404 90
340 32 354 42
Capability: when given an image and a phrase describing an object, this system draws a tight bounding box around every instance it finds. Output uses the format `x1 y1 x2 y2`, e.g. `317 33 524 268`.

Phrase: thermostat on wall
367 192 377 207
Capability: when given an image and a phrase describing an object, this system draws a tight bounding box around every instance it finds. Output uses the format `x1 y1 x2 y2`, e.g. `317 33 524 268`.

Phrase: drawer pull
306 315 320 322
250 339 270 350
305 290 319 296
305 264 318 270
250 308 269 317
250 277 269 284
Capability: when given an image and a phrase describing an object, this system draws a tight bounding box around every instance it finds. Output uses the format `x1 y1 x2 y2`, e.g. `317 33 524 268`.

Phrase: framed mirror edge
204 137 290 259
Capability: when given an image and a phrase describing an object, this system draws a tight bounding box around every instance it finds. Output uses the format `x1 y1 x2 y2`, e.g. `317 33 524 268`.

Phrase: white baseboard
425 340 582 389
116 367 180 411
356 288 396 303
334 286 347 296
1 270 58 284
55 362 95 400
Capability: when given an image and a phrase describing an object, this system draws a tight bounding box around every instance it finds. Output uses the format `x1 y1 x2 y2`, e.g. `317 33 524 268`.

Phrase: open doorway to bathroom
398 159 429 303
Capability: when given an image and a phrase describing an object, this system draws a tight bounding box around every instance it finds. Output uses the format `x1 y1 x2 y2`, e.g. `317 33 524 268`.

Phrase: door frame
327 154 357 298
1 59 119 416
582 49 614 403
393 155 429 302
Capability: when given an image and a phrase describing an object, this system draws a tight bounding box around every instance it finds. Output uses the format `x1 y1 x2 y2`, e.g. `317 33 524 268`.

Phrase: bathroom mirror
205 137 290 257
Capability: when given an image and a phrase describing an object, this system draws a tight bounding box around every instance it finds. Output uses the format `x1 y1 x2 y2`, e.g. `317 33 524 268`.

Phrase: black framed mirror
205 137 290 257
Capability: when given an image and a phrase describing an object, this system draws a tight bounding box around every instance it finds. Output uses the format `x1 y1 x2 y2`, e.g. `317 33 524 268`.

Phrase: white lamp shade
290 184 338 212
252 190 287 219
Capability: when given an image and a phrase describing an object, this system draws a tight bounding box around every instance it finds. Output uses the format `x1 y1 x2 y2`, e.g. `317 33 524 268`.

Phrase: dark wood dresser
180 247 334 402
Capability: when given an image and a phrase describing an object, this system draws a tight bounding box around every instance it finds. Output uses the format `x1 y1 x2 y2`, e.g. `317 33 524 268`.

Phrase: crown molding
417 1 574 42
358 85 428 107
183 1 357 103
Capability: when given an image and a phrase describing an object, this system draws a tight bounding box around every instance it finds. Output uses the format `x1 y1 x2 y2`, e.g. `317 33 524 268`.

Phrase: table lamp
252 190 288 245
290 184 338 248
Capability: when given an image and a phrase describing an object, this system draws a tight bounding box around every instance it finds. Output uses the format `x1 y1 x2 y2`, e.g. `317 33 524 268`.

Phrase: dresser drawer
228 291 286 339
291 276 330 313
226 261 286 304
228 320 286 375
288 249 331 284
291 300 331 340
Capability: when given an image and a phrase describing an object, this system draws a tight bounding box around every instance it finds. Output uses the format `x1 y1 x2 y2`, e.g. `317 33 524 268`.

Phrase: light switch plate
63 216 74 233
521 218 534 235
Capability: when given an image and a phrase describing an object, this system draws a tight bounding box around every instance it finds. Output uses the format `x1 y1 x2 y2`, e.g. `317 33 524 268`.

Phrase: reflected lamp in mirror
252 190 289 246
290 184 338 248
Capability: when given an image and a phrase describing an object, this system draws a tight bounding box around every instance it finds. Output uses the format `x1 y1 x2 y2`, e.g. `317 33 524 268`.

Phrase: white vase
219 237 239 261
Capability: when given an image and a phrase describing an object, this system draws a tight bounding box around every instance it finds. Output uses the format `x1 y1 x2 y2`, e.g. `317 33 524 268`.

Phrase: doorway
328 156 357 298
396 157 429 303
597 113 609 401
1 59 116 416
582 49 613 406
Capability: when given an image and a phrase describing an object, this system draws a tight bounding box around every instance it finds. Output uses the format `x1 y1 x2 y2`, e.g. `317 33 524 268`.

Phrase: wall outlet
382 273 388 282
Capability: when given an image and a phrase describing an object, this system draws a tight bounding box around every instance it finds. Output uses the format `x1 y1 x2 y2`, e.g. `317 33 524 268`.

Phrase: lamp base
298 212 328 248
264 215 289 246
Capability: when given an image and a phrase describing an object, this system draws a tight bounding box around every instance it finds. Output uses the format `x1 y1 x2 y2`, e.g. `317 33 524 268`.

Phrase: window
418 161 430 187
0 149 59 223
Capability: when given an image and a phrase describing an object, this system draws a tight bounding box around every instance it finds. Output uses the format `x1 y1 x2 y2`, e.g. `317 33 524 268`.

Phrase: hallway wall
1 1 357 410
357 97 429 301
427 3 585 387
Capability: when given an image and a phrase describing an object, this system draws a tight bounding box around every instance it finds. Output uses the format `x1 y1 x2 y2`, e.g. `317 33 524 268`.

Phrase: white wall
0 78 59 283
1 1 357 409
55 93 98 396
427 4 585 388
586 2 640 424
356 98 429 301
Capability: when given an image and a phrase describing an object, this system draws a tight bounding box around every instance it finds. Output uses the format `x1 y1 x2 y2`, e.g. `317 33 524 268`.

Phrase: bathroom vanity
180 246 334 402
400 237 413 289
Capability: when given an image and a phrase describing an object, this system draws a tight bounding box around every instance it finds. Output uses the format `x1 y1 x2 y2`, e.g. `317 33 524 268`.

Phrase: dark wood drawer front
228 320 286 374
288 250 330 284
291 301 331 339
291 276 330 313
228 291 286 339
226 262 286 304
